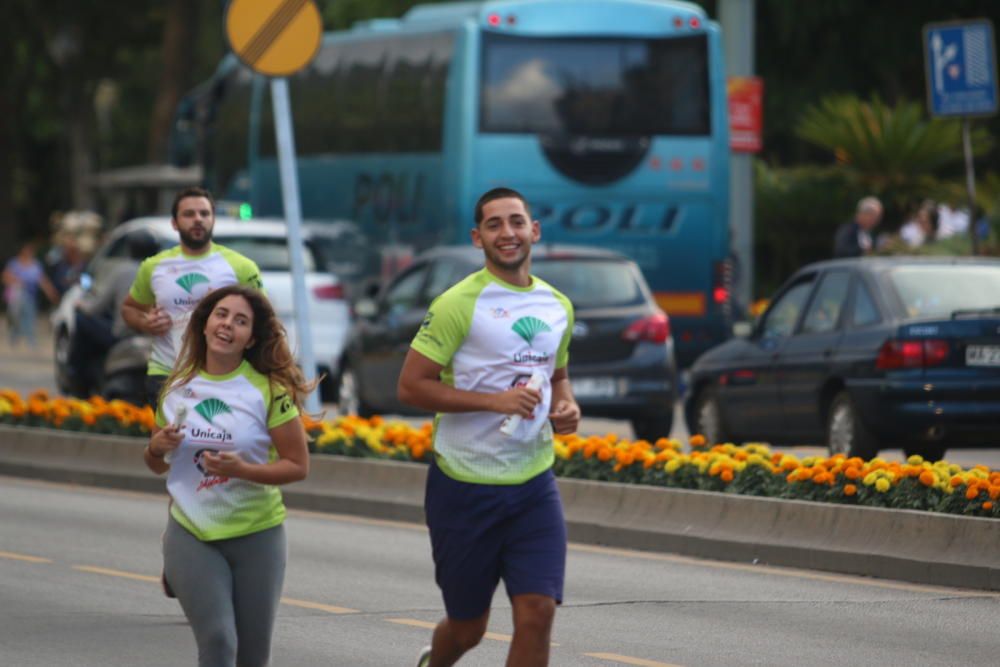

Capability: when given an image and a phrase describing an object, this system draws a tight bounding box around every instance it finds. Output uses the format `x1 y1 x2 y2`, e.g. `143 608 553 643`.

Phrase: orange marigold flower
950 475 965 488
918 471 936 487
720 469 734 483
966 486 981 501
597 447 613 462
616 451 635 466
795 467 814 482
844 484 857 496
689 434 707 448
989 485 1000 501
843 467 861 480
984 502 994 511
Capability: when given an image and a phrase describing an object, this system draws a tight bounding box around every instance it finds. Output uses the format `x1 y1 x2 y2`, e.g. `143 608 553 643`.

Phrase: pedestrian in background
2 241 60 348
899 200 938 249
398 187 581 667
144 284 311 667
833 196 883 258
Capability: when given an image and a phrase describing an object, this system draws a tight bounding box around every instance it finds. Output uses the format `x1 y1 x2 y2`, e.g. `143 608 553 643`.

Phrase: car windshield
532 259 644 308
214 236 319 272
888 265 1000 318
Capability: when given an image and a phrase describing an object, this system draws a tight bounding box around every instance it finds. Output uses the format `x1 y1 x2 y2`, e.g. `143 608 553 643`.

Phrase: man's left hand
548 399 581 435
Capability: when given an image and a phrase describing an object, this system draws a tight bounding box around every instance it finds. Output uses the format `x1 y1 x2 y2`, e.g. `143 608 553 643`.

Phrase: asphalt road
8 317 1000 469
2 475 998 667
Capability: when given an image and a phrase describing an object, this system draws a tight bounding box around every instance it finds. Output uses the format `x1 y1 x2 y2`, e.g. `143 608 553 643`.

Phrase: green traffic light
239 203 252 220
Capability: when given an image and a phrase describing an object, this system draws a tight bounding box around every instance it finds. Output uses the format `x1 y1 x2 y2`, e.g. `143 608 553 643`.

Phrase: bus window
480 33 709 136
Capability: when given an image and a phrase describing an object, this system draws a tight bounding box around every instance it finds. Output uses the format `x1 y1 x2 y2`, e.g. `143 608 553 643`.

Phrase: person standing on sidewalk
144 284 310 667
3 241 60 348
121 187 263 407
397 187 581 667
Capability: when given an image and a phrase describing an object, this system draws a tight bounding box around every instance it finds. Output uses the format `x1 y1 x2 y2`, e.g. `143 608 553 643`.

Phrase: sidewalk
0 315 58 395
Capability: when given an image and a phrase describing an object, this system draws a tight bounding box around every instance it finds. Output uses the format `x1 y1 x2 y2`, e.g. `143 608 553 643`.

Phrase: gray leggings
163 517 287 667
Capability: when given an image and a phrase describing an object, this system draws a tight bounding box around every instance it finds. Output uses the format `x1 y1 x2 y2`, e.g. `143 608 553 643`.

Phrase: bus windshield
481 32 709 136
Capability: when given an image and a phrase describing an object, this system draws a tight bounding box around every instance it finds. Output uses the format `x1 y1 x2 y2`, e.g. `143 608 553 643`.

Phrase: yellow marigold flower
863 472 878 487
665 459 683 474
906 454 924 466
875 478 891 493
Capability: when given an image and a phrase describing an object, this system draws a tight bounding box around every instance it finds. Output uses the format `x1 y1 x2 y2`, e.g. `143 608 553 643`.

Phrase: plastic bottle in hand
499 370 545 436
165 406 186 463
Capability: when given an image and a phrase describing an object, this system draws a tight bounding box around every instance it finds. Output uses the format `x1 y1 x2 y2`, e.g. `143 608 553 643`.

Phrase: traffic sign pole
272 77 320 414
962 119 979 255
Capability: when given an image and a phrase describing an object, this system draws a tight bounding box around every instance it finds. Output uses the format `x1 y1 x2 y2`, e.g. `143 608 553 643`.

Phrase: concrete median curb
1 424 998 591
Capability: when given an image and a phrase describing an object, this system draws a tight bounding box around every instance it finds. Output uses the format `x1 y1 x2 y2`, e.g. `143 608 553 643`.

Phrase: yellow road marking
281 597 359 614
384 618 518 644
384 618 561 646
72 565 159 582
585 653 684 667
0 550 52 564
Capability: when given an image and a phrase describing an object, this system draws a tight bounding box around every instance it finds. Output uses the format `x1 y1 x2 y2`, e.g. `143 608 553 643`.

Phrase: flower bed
2 389 997 518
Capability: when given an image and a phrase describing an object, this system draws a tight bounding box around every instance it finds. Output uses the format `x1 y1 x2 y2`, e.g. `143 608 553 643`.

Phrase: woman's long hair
159 284 316 412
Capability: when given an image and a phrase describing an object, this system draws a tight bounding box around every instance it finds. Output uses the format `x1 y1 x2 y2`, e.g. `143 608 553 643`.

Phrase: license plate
571 378 619 398
966 345 1000 367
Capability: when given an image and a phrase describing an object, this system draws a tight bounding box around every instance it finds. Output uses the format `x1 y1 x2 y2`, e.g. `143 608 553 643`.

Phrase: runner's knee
512 595 556 635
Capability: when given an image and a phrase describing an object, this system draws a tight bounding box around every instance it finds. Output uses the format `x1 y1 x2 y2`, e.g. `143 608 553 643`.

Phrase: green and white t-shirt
155 360 299 541
411 268 574 485
129 244 263 375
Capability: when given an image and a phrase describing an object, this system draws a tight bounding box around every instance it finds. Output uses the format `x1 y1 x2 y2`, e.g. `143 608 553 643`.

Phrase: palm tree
795 94 991 210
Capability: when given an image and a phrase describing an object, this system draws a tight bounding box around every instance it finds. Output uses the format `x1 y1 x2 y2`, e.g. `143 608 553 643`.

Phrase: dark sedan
685 256 1000 460
336 245 678 441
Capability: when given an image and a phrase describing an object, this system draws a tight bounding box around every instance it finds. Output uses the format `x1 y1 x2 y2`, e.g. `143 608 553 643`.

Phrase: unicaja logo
176 272 210 294
194 398 232 424
512 316 551 346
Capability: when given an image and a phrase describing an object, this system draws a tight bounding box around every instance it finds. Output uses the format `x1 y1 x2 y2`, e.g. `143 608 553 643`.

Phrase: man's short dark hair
474 187 531 225
171 186 215 219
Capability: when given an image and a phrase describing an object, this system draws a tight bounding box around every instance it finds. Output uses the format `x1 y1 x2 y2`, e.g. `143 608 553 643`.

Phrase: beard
178 226 212 250
483 244 529 272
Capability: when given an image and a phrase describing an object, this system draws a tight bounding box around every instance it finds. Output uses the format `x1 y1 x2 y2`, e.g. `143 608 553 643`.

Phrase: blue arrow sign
924 20 998 117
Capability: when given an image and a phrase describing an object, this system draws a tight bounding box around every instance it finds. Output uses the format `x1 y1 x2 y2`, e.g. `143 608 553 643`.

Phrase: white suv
52 217 352 401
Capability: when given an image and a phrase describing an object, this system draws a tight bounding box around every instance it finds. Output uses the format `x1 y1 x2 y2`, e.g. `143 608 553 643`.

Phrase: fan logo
176 272 210 294
511 316 551 346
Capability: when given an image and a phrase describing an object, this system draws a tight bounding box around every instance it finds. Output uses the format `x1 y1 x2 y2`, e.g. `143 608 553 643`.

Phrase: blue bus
170 0 732 366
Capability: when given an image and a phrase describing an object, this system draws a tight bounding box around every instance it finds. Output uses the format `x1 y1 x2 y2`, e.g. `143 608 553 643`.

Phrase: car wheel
694 388 731 445
631 415 674 443
826 391 879 460
336 364 371 418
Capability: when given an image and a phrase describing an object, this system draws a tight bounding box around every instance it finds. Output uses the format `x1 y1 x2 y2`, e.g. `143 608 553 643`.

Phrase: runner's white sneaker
415 646 431 667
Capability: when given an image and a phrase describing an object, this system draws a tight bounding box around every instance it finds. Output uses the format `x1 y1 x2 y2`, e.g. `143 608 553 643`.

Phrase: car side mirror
354 298 378 319
732 321 754 338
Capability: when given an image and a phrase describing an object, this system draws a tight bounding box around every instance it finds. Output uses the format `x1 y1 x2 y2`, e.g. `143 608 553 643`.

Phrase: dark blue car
684 257 1000 460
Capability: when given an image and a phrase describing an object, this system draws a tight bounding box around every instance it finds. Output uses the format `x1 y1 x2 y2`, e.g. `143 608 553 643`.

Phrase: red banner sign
728 76 764 153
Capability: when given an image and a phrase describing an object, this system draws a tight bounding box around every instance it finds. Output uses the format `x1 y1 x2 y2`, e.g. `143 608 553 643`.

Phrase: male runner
398 187 581 667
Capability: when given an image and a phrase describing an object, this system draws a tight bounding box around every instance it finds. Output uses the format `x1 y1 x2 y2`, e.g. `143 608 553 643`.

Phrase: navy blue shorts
424 462 567 620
